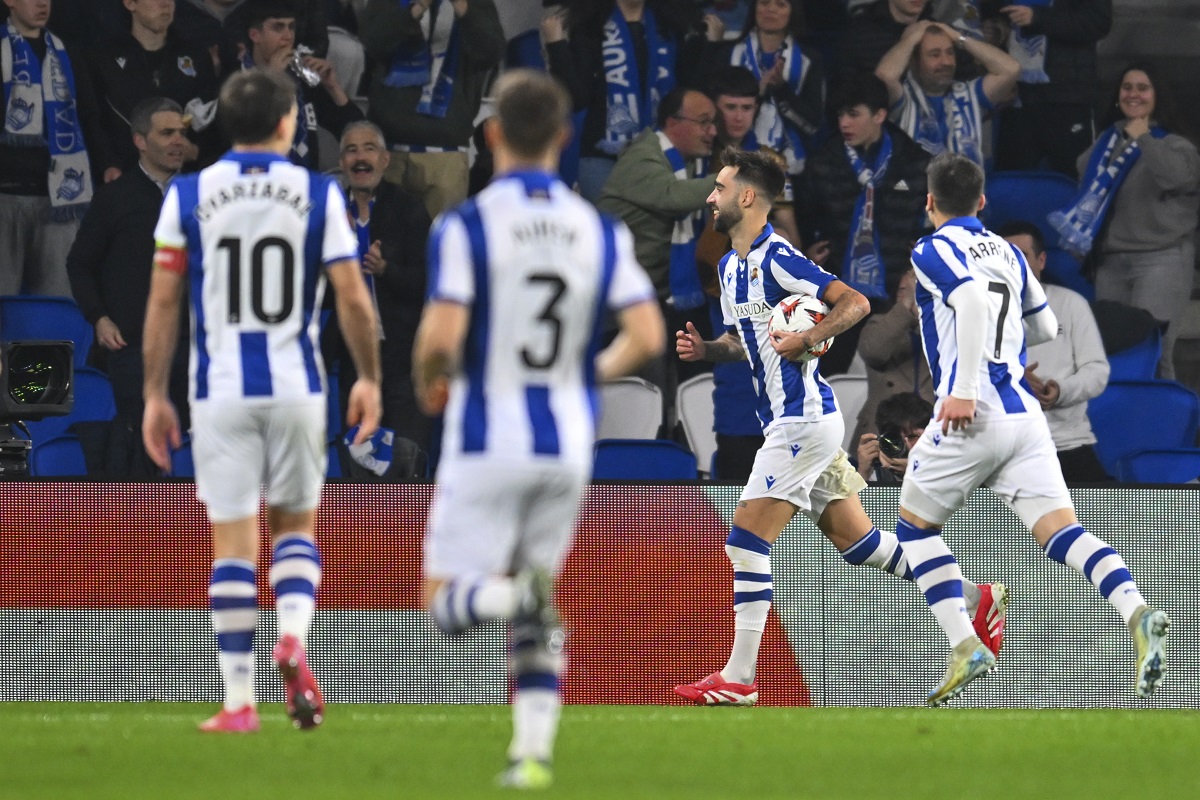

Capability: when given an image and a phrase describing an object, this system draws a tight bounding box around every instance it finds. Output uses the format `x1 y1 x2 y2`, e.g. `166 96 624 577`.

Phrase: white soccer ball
767 293 833 362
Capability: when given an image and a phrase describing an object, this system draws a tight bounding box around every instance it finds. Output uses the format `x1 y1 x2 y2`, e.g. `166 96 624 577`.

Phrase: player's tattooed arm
678 326 744 363
804 280 870 348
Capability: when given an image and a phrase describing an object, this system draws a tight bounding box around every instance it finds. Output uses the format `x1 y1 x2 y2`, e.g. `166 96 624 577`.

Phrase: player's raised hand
346 378 382 445
937 396 976 434
142 395 182 472
676 321 707 362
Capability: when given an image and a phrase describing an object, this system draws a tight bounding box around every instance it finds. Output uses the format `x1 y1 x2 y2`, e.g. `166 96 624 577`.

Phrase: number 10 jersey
154 151 359 405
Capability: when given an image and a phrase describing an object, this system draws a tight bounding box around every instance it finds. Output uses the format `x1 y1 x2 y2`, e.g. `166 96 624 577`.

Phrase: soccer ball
767 293 833 362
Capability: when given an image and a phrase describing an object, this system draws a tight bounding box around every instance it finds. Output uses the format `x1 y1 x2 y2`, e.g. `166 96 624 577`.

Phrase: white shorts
741 416 866 524
900 414 1072 528
191 399 326 523
424 459 589 579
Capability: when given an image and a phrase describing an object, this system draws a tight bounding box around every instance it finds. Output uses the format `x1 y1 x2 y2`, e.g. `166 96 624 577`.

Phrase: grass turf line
2 703 1197 799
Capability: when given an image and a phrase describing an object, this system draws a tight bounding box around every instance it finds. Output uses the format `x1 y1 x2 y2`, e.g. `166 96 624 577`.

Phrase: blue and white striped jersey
718 224 839 432
154 151 358 404
428 170 656 469
911 216 1050 421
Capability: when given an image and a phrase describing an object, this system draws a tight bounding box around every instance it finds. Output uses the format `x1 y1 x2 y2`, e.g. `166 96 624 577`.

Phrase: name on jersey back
194 179 314 223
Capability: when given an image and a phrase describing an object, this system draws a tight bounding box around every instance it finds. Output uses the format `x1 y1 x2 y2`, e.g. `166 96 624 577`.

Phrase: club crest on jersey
749 266 759 286
56 168 85 201
178 56 197 77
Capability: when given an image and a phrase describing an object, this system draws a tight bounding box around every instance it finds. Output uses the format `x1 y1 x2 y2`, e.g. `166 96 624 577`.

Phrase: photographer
856 391 933 484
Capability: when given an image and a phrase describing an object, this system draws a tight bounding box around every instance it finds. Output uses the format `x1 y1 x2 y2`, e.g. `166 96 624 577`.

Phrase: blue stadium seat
170 438 194 477
28 433 88 477
1088 380 1200 478
1116 448 1200 483
593 438 698 480
1107 327 1161 382
982 171 1077 243
1042 247 1094 300
21 366 117 443
0 294 94 368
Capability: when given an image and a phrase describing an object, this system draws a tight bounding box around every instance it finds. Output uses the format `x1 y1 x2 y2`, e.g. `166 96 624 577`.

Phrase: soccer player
898 152 1170 706
673 147 1005 707
412 68 665 789
142 69 383 733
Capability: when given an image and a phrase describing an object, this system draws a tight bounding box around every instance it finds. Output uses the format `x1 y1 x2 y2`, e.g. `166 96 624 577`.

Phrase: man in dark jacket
795 74 930 374
325 120 434 472
836 0 931 87
993 0 1112 177
87 0 221 175
66 97 190 476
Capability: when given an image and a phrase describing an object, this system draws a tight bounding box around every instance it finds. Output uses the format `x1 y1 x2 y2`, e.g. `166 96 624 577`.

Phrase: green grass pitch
3 703 1198 799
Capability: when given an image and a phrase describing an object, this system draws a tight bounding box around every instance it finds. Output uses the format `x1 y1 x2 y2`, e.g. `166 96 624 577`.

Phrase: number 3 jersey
154 152 358 404
427 170 655 470
910 216 1051 422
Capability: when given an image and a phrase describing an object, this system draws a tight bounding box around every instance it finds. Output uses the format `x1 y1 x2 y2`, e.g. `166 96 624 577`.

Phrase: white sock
509 689 560 762
722 526 773 684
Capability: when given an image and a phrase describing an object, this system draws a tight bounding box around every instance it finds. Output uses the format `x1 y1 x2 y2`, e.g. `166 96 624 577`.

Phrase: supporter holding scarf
599 5 675 156
841 131 892 299
384 0 460 119
658 129 706 310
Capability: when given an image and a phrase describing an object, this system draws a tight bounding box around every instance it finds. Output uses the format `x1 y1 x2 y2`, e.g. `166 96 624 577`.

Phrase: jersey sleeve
766 241 835 299
321 179 359 265
606 219 656 310
910 235 973 301
718 252 736 327
154 183 186 251
426 211 475 304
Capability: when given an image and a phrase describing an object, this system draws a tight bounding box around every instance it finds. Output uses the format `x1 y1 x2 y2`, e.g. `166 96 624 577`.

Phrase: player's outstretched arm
328 257 383 444
142 252 186 471
597 299 666 382
412 299 469 416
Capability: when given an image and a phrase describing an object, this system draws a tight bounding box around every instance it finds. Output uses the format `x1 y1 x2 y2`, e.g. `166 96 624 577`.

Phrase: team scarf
658 130 706 310
1 23 92 220
241 51 311 165
898 73 984 168
1048 123 1167 259
939 0 1051 83
598 6 676 156
348 193 384 337
730 32 807 173
344 424 396 477
841 131 893 299
384 0 460 119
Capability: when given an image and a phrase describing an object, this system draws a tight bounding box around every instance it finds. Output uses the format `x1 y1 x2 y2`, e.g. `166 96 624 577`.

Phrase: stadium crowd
1 0 1197 482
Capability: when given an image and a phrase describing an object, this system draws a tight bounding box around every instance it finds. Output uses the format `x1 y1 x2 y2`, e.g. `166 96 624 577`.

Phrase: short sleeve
766 241 835 299
606 219 655 310
426 211 475 304
321 180 359 265
718 253 736 327
154 183 186 250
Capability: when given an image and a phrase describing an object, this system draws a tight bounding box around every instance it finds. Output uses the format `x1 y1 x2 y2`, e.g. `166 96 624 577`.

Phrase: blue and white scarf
1006 0 1052 84
658 130 706 310
897 73 984 168
345 424 395 477
730 32 808 174
242 51 313 165
598 7 675 156
349 194 384 338
1048 123 1166 259
384 0 460 119
1 23 91 220
841 132 893 299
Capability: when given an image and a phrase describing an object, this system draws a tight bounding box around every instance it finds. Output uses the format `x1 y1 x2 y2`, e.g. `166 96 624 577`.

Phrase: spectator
0 0 112 297
794 74 929 374
235 0 362 168
541 0 714 204
999 221 1110 482
326 120 434 473
718 0 823 177
837 0 930 87
875 20 1019 168
66 97 190 477
599 86 718 398
993 0 1112 178
359 0 504 219
853 267 933 446
1050 62 1200 379
172 0 246 75
87 0 220 176
855 390 932 484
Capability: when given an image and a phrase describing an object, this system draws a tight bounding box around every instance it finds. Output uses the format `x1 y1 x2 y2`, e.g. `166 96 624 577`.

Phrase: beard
713 205 742 234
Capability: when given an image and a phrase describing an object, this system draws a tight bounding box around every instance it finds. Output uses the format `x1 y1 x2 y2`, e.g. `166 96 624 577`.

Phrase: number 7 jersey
154 152 359 404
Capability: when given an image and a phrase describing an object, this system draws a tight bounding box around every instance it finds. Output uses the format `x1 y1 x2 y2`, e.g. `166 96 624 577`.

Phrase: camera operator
856 391 933 484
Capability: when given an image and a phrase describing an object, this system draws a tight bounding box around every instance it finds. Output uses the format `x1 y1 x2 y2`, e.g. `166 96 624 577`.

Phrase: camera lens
877 432 908 460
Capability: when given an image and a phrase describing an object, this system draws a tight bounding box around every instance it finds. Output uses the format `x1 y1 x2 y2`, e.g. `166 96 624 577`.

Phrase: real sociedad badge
56 168 85 201
749 266 759 286
178 56 197 77
6 97 34 130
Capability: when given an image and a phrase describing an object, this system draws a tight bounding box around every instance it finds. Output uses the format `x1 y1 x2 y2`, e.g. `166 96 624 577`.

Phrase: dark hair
926 152 983 218
656 85 697 129
130 97 183 139
218 69 297 145
493 69 570 160
830 72 890 115
1103 61 1195 143
242 0 296 32
875 392 933 437
995 220 1045 256
721 146 785 206
707 65 760 103
567 0 698 38
736 0 806 43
